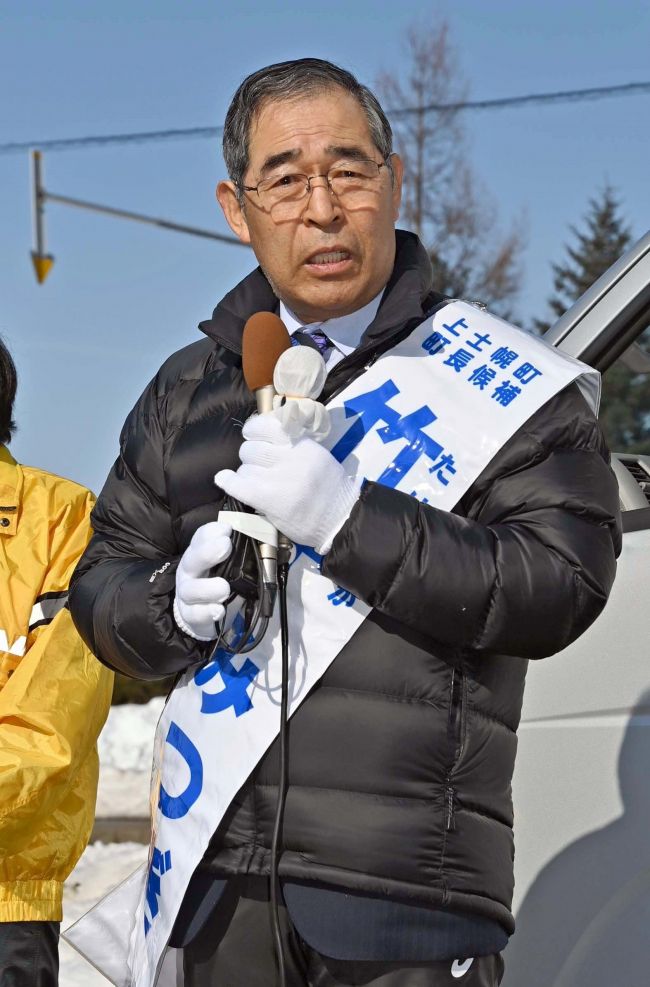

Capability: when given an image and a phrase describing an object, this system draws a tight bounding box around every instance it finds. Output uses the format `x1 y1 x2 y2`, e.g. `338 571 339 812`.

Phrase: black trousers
183 878 504 987
0 921 59 987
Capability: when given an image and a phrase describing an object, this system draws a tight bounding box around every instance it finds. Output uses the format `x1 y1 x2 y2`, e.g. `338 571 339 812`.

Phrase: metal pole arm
43 190 247 246
28 148 249 284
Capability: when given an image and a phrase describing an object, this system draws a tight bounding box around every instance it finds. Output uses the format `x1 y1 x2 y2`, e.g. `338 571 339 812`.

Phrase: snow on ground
95 696 165 818
60 699 164 985
61 842 149 986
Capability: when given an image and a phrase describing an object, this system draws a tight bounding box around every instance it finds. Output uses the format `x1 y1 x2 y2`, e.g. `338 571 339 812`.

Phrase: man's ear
216 181 251 244
389 154 404 222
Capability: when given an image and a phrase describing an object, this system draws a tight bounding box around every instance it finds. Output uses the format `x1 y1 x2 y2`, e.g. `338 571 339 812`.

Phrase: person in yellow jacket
0 338 113 986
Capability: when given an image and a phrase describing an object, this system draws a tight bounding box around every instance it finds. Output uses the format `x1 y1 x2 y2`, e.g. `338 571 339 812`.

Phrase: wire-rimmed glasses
238 158 390 216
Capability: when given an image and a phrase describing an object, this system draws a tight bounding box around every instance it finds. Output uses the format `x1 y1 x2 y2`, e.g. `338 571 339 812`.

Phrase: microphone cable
211 495 270 655
269 556 290 987
209 498 292 986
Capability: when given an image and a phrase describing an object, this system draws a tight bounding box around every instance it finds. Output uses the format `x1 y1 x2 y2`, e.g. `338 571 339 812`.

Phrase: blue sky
1 0 648 492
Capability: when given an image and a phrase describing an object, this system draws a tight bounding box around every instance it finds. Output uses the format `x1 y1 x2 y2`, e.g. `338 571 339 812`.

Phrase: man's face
217 88 403 324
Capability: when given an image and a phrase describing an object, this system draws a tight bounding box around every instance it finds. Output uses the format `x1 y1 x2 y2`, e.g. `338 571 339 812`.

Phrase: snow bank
95 697 164 817
61 699 163 983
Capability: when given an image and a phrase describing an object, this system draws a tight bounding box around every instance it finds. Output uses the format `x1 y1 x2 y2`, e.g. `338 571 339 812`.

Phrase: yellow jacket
0 446 113 921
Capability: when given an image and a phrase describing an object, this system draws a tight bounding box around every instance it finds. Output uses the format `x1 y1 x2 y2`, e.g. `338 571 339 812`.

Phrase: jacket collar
0 446 21 537
198 230 438 356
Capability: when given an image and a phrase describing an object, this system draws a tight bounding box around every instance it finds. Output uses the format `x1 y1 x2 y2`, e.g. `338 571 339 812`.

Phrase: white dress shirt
279 291 383 370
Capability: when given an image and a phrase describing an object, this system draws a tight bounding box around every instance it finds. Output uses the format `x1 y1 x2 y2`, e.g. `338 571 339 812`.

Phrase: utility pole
29 149 248 284
31 151 54 284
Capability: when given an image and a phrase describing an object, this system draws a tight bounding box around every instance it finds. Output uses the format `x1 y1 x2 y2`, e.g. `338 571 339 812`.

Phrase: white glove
272 394 331 441
174 521 233 641
272 346 330 440
215 414 361 555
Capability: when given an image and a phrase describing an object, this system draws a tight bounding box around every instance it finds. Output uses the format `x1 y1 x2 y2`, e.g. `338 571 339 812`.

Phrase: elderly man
70 59 620 987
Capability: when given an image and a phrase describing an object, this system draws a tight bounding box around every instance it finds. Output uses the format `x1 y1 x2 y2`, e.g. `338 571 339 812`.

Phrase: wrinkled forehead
247 87 376 170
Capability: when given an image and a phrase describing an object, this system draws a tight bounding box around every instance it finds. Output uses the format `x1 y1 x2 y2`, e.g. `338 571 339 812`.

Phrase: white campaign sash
64 302 599 986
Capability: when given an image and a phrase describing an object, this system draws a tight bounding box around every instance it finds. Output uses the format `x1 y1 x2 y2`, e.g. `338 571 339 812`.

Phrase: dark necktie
292 328 334 361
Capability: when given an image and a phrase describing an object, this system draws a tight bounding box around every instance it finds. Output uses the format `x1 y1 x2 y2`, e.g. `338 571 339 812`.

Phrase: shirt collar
280 291 384 356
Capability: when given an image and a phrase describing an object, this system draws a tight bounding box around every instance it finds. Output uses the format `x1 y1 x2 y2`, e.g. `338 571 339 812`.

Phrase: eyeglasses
238 158 390 215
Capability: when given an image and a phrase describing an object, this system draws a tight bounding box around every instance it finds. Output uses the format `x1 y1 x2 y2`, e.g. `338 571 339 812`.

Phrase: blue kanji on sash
422 331 450 355
490 346 518 369
144 847 172 936
329 379 444 488
492 380 522 406
441 317 468 337
468 364 497 390
513 361 543 385
466 332 492 352
443 348 474 373
158 722 203 820
330 380 400 464
376 405 443 488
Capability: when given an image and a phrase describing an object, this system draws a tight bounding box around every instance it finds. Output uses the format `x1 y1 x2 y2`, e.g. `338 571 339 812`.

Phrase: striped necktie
292 327 334 361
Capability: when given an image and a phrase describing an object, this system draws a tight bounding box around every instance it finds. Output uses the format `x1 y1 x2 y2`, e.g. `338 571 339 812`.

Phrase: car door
503 232 650 987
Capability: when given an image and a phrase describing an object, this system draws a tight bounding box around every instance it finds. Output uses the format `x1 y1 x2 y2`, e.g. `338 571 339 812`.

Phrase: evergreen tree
534 186 632 333
536 187 650 454
597 360 650 455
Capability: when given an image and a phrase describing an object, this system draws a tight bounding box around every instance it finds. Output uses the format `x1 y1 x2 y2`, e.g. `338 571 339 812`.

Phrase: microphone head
273 345 327 400
242 312 292 392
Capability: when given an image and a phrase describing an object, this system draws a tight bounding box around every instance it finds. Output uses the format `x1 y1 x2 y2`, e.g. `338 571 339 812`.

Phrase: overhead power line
2 80 649 156
389 81 650 117
0 126 222 155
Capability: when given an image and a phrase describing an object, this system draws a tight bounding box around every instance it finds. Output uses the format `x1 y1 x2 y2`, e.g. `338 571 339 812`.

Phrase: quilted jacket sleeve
69 372 212 680
323 384 622 660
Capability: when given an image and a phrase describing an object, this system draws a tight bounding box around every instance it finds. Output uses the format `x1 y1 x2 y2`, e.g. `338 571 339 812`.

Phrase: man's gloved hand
215 414 361 555
173 521 233 641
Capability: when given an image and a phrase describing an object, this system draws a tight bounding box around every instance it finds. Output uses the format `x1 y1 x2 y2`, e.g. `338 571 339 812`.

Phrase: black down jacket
70 231 621 934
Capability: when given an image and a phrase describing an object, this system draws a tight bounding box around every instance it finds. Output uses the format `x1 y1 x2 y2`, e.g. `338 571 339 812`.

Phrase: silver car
503 231 650 986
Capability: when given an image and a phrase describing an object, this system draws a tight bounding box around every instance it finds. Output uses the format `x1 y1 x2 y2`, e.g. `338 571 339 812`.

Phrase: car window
599 326 650 455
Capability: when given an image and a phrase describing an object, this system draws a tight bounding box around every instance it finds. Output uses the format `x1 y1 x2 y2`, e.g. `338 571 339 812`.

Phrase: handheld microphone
242 311 293 412
241 312 293 615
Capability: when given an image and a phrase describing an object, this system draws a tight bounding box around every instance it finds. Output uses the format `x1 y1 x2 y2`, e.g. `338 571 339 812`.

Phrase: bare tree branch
377 21 524 315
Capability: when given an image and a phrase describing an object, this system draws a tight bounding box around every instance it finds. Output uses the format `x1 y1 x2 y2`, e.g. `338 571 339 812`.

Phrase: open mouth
307 250 350 264
305 249 353 272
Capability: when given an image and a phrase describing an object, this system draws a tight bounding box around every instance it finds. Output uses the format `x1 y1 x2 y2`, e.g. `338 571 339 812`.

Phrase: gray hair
223 58 393 191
